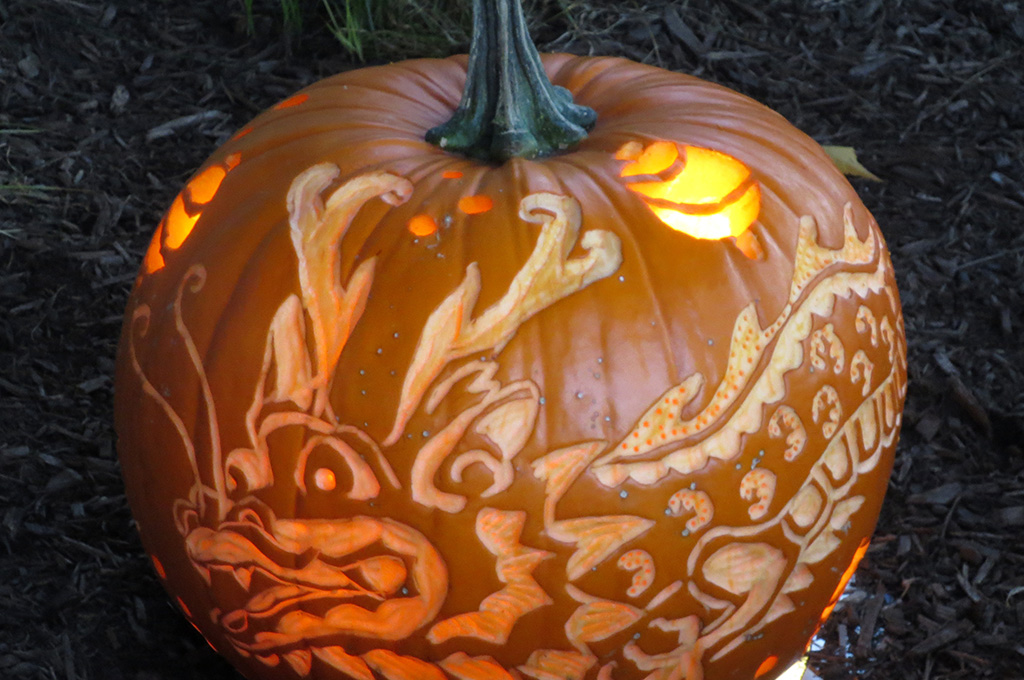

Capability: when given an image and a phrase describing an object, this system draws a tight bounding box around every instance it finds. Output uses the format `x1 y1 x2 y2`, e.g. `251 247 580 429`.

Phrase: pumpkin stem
426 0 596 161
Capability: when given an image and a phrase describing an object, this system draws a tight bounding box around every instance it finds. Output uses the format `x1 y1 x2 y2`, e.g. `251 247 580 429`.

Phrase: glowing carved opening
150 554 167 579
142 155 239 274
408 214 438 237
274 92 309 110
458 195 493 215
163 194 201 250
617 141 761 241
755 655 778 678
442 170 464 179
819 536 870 624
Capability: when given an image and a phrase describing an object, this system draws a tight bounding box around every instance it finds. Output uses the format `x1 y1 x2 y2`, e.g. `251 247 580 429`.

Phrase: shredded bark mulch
1 1 1022 678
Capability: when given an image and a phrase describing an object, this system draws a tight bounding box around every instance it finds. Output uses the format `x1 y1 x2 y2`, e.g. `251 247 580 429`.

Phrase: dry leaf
823 145 882 181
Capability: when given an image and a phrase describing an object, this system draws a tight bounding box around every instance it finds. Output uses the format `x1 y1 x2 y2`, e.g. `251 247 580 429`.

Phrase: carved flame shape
617 140 760 241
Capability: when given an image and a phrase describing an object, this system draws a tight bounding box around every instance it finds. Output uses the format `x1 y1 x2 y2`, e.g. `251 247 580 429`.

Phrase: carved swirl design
130 160 905 680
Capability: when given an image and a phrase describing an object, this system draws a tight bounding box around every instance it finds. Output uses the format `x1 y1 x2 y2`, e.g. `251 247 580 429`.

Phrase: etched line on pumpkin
410 360 540 513
645 580 683 611
313 647 375 680
127 304 204 496
517 649 596 680
564 584 644 654
172 266 229 518
548 515 655 582
616 302 902 675
682 368 903 665
427 508 553 645
812 385 842 438
855 305 879 346
850 349 874 397
131 167 451 660
810 323 845 373
768 405 807 461
438 652 517 680
384 192 622 446
287 163 413 418
362 649 448 680
189 516 448 652
739 468 776 520
879 316 898 368
593 205 878 480
667 488 713 533
532 441 608 527
617 549 656 597
789 486 824 528
697 542 787 658
592 211 888 487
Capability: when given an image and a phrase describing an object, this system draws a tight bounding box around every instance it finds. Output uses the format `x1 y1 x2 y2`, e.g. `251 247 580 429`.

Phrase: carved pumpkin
115 2 906 679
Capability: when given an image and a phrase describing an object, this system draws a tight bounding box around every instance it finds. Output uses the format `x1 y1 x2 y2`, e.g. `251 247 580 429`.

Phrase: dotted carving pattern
126 161 906 680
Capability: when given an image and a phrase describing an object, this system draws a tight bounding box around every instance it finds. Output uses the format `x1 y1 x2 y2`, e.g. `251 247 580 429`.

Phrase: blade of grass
322 0 364 61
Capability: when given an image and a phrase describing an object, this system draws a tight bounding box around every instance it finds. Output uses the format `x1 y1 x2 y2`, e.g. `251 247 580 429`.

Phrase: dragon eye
297 434 381 501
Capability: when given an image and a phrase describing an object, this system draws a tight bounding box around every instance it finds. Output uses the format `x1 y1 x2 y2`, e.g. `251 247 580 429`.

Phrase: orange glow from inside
151 554 167 579
314 467 337 491
618 141 761 241
143 156 239 275
163 194 201 250
819 537 871 624
442 170 464 179
619 140 678 176
755 655 778 678
458 195 493 215
142 224 166 274
274 92 309 110
408 214 438 237
186 165 227 204
233 126 253 140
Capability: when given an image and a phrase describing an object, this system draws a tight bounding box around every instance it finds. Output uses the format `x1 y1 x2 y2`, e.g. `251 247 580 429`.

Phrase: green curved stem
426 0 596 162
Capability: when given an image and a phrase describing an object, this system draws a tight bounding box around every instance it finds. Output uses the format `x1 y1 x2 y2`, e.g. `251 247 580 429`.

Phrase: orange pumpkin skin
115 55 906 680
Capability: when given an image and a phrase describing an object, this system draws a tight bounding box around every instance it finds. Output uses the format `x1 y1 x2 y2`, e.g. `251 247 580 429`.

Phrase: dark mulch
1 1 1022 678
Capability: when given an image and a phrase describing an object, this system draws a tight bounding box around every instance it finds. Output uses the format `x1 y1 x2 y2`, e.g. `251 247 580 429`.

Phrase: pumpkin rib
117 46 904 680
553 153 686 381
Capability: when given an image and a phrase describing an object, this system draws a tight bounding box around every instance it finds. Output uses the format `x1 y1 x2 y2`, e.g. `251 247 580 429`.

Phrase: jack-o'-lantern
115 1 906 679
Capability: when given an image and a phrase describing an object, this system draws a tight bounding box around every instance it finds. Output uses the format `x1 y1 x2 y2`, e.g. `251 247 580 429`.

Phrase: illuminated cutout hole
619 140 679 177
408 214 438 237
618 141 761 241
458 195 493 215
186 165 227 205
150 554 167 579
163 194 200 250
274 92 309 110
819 536 871 624
755 655 778 678
233 126 253 140
442 170 463 179
314 467 337 491
177 596 193 619
614 140 643 161
224 152 242 170
142 224 166 274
